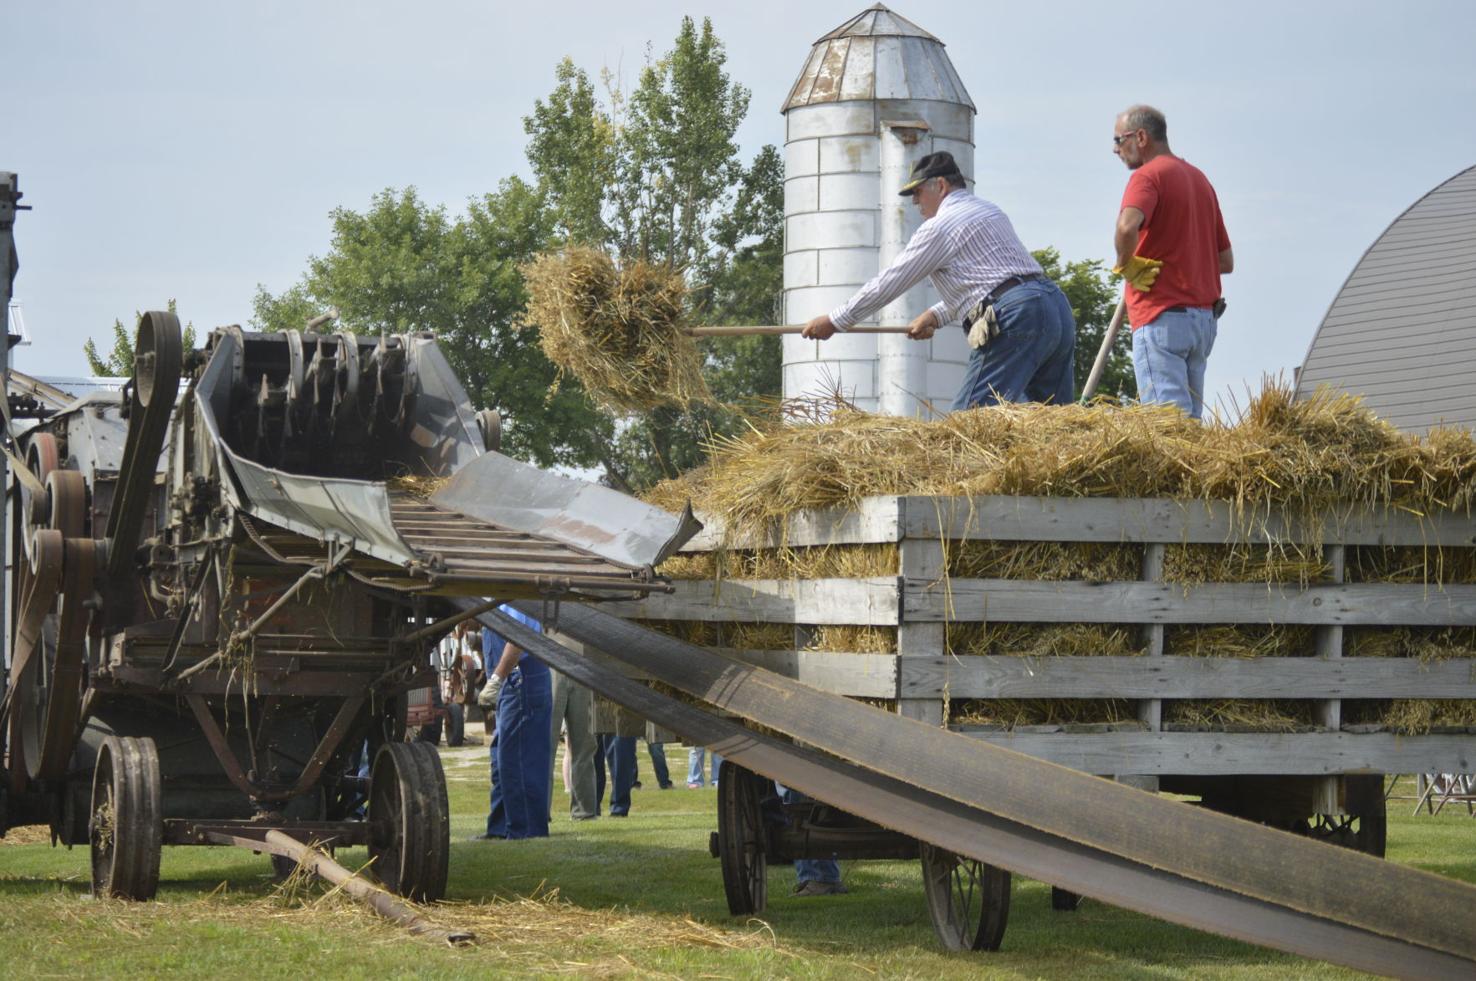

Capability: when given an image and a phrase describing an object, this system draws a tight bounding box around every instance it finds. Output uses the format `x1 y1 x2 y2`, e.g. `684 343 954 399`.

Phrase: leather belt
985 272 1041 305
964 273 1042 328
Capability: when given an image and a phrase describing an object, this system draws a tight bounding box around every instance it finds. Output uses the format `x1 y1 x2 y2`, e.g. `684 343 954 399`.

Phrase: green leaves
1032 248 1137 401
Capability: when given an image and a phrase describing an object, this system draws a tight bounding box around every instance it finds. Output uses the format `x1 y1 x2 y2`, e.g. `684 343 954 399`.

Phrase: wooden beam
901 655 1476 700
906 578 1476 626
901 495 1476 548
952 729 1476 776
679 497 902 551
603 577 900 625
722 649 897 698
897 538 945 726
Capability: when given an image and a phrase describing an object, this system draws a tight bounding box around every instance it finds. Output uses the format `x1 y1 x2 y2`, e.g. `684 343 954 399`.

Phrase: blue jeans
646 741 672 788
1131 307 1217 419
686 748 722 787
776 785 841 885
953 279 1077 411
487 669 554 839
594 734 637 816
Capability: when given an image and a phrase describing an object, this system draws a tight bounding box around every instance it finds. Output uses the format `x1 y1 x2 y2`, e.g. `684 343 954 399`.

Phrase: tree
523 18 780 490
83 299 197 376
523 58 616 248
1031 249 1135 401
251 185 614 469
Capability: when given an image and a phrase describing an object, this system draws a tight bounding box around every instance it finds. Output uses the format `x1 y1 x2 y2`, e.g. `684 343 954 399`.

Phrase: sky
7 0 1476 414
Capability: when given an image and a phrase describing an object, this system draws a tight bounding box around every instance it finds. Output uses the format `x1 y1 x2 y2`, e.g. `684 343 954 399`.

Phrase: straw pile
640 382 1476 733
520 247 710 412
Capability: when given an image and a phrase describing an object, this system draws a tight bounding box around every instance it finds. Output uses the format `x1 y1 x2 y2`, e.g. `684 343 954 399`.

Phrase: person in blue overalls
476 606 553 839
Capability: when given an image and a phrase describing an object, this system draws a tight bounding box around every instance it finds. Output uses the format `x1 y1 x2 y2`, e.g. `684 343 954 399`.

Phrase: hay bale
642 381 1476 732
520 247 710 412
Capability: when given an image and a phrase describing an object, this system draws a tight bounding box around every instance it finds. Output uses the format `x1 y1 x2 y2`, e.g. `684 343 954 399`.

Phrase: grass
1 747 1472 979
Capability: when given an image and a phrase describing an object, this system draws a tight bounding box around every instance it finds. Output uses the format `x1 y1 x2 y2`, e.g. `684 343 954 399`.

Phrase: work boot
793 879 848 897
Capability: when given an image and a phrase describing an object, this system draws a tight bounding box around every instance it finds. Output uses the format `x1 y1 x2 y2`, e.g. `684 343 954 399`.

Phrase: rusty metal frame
184 692 365 803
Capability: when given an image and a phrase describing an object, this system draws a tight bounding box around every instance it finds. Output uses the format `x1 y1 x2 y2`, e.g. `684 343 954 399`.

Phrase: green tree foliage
523 18 781 490
1031 248 1136 401
251 184 615 469
83 299 197 376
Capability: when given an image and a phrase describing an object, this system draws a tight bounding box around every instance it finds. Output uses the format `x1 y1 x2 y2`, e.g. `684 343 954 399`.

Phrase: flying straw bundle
520 247 710 412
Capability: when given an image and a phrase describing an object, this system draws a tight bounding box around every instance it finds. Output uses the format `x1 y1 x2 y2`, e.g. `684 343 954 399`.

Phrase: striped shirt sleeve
829 219 950 330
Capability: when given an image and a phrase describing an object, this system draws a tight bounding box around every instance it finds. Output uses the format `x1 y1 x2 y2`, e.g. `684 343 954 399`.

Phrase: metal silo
781 3 975 417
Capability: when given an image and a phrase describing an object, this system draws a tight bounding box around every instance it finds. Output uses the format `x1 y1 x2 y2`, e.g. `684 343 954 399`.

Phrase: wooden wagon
605 493 1476 924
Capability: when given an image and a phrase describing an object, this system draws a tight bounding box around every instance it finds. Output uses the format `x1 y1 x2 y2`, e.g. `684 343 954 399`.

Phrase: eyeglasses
1112 132 1138 148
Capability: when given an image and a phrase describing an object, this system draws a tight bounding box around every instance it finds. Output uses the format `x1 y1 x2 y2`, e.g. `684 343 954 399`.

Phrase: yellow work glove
1113 255 1163 292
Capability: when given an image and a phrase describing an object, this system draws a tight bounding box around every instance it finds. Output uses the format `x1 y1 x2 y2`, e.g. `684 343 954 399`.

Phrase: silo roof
1295 163 1476 433
783 3 974 112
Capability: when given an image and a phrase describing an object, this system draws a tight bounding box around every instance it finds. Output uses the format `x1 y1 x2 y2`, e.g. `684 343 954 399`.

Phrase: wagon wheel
368 741 449 902
1050 886 1084 911
919 842 1011 951
1288 807 1387 857
716 760 769 915
90 735 163 900
1287 775 1388 858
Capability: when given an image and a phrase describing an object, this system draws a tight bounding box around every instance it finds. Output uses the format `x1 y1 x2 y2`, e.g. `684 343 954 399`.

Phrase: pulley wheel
23 432 60 527
477 409 502 453
716 759 769 915
368 741 449 902
133 310 182 409
45 470 87 538
90 735 163 900
919 842 1011 952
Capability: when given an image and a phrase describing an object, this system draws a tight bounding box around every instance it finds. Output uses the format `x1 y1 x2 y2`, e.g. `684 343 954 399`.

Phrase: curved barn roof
782 4 973 112
1295 164 1476 432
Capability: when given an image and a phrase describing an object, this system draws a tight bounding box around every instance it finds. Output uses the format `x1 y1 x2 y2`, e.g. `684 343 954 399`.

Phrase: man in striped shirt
802 151 1077 410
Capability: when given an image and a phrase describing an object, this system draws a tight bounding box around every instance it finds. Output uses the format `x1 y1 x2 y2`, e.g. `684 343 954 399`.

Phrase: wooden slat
901 496 1476 548
953 729 1476 776
901 655 1476 699
680 496 1476 550
680 497 902 551
723 649 896 698
898 538 945 726
905 579 1476 626
601 577 899 626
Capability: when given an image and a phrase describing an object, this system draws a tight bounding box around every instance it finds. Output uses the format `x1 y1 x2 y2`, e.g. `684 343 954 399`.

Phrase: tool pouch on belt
965 300 1000 350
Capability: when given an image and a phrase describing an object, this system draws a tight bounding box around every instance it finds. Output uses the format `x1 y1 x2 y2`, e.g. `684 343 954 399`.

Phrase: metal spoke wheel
1289 809 1388 857
90 735 163 900
716 760 769 915
919 842 1011 951
1287 775 1387 858
368 742 449 902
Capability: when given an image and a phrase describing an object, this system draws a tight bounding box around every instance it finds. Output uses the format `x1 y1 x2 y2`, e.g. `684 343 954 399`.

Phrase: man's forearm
1114 207 1145 269
493 644 520 679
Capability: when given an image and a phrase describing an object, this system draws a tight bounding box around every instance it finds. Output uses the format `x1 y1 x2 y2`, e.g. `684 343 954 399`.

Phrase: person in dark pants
636 740 673 790
477 606 553 839
593 733 638 817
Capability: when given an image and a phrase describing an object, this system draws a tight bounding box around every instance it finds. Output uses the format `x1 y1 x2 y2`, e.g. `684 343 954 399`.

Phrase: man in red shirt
1112 105 1233 419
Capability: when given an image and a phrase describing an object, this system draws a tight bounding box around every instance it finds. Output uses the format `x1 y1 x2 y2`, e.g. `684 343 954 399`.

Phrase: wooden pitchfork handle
682 325 914 336
1079 297 1127 402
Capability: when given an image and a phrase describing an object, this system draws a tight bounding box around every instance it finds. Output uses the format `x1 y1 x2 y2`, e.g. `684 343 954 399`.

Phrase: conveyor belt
388 494 664 596
475 601 1476 979
240 497 670 601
